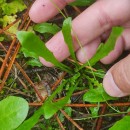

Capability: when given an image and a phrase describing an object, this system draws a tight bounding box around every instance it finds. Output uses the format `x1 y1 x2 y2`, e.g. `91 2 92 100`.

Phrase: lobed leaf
17 31 72 74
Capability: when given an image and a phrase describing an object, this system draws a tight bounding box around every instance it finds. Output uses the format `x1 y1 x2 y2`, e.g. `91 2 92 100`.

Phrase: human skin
29 0 130 97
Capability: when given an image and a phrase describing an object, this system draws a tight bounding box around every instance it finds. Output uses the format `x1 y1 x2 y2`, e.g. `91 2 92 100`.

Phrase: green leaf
0 96 29 130
81 27 124 69
109 116 130 130
43 85 76 119
16 107 43 130
0 36 4 41
62 17 77 61
34 23 60 35
0 0 6 5
8 20 21 34
70 0 95 6
2 0 26 15
83 85 117 102
17 31 72 74
89 105 99 116
27 59 42 67
127 107 130 112
0 15 16 27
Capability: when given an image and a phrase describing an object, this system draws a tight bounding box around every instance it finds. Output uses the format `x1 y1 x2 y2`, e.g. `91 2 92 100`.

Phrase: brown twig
96 104 107 130
15 62 44 101
72 89 87 96
51 72 67 91
0 38 16 78
0 8 29 89
0 42 28 90
4 86 32 98
55 114 65 130
0 43 20 91
60 109 83 130
66 102 130 107
29 102 43 106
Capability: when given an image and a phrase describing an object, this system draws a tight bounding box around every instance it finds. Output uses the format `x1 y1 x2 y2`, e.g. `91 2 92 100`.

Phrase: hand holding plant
29 0 130 97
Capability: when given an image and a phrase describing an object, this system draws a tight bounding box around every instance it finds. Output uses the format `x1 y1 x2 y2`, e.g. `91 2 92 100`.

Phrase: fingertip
29 0 47 23
103 71 128 97
29 0 66 23
76 47 93 63
76 39 101 63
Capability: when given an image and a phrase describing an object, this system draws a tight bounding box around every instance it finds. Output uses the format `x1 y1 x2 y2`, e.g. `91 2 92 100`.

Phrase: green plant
16 15 124 129
1 0 129 129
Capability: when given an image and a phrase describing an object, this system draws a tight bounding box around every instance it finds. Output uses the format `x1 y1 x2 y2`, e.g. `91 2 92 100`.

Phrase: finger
40 0 130 66
100 29 111 43
100 36 124 64
103 54 130 97
76 38 101 63
76 30 111 63
122 28 130 50
101 28 130 64
29 0 74 23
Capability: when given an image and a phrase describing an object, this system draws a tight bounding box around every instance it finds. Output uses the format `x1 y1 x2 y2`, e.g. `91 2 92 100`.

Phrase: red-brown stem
66 103 130 107
96 104 107 130
0 38 16 78
60 110 83 130
51 72 67 91
55 114 65 130
0 44 20 91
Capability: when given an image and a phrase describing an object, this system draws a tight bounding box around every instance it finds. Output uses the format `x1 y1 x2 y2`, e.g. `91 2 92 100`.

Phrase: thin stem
50 0 67 18
74 111 128 120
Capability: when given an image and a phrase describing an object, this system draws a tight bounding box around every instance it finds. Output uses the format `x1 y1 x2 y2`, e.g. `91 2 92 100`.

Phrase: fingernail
103 71 127 97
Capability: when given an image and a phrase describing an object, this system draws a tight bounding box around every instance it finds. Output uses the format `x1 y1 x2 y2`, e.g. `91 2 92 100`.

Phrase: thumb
103 54 130 97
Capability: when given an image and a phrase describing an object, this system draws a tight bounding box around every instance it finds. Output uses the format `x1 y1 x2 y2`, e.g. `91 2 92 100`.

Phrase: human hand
29 0 130 97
